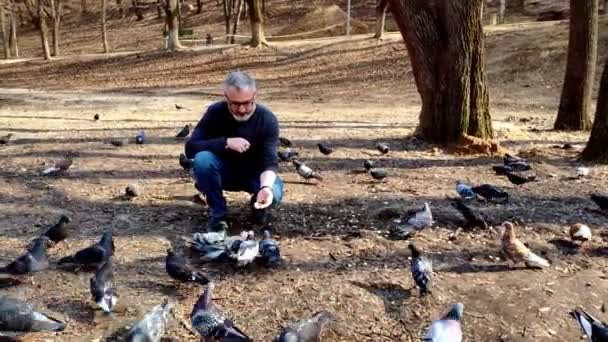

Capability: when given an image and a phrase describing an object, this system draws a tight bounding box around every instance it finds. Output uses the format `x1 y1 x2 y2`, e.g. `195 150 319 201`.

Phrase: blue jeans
193 151 284 220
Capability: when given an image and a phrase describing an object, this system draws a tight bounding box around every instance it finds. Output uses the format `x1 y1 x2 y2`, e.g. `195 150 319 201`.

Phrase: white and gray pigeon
191 282 251 342
90 258 118 315
424 303 464 342
292 160 323 181
0 236 50 275
236 231 259 267
573 306 608 342
407 202 433 229
456 181 476 200
0 296 65 332
408 244 432 296
258 229 281 265
42 157 73 176
127 299 173 342
190 231 244 262
277 311 335 342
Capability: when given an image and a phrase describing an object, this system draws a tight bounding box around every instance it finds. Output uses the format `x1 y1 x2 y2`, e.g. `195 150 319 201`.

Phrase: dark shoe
206 216 228 233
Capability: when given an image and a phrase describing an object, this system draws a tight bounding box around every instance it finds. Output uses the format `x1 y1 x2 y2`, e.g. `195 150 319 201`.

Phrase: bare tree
222 0 232 43
246 0 266 47
37 0 50 59
0 1 9 58
49 0 61 56
102 0 109 52
374 0 388 39
554 0 598 131
80 0 88 15
388 0 493 144
132 0 144 20
230 0 243 44
8 0 17 56
581 58 608 162
498 0 506 23
163 0 181 50
116 0 124 18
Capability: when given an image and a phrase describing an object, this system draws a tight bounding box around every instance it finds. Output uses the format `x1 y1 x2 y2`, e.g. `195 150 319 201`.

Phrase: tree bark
581 58 608 162
222 0 231 43
116 0 124 18
164 0 181 50
196 0 201 13
230 0 243 44
246 0 266 47
102 0 109 52
133 0 144 20
388 0 493 144
554 0 597 131
80 0 88 15
9 6 18 57
374 0 388 39
0 3 9 59
498 0 505 23
50 0 60 56
38 0 50 60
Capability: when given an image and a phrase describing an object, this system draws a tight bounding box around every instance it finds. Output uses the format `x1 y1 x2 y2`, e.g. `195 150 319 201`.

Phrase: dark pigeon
370 168 387 181
90 258 117 315
317 143 334 155
179 153 193 171
0 133 13 144
125 183 141 198
58 229 114 269
376 142 389 154
93 114 100 121
176 124 192 138
505 172 536 186
590 194 608 211
279 137 292 147
278 148 299 162
277 311 335 342
573 306 608 342
0 237 50 275
451 198 488 229
471 184 509 203
165 249 210 285
408 244 432 296
175 104 185 110
363 159 374 171
135 131 145 145
43 215 70 244
258 230 281 265
0 296 65 332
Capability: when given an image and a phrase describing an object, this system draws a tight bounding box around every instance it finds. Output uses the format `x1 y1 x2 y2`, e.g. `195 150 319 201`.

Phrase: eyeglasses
225 92 256 109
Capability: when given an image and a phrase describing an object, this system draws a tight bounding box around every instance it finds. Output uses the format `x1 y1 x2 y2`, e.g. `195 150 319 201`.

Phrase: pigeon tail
525 252 550 268
192 271 210 285
57 255 75 265
31 312 66 332
42 166 60 175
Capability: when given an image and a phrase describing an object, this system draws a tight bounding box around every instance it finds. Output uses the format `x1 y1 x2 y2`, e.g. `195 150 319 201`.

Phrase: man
185 71 283 232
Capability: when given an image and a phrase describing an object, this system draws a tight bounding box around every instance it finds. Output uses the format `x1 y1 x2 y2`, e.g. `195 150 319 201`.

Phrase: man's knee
194 151 221 174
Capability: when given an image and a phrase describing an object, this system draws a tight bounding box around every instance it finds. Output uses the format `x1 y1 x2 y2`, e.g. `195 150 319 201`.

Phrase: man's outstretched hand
254 187 273 209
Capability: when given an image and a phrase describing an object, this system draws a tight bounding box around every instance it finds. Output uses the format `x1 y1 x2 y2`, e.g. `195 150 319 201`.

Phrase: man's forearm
259 170 277 189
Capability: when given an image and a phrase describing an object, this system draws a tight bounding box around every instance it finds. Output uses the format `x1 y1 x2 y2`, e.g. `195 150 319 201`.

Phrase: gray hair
224 71 256 92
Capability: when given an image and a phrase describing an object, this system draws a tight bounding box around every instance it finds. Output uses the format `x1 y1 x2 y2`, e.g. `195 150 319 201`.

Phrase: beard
229 104 256 122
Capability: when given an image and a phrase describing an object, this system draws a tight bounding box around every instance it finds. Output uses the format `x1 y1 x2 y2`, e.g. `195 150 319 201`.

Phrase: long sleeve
261 114 279 173
185 106 227 159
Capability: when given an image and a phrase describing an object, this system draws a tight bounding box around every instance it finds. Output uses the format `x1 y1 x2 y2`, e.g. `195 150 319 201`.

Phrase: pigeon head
444 303 464 321
312 311 335 325
408 244 421 258
59 215 71 224
263 230 272 239
166 248 175 256
501 221 516 240
247 230 255 240
292 159 303 168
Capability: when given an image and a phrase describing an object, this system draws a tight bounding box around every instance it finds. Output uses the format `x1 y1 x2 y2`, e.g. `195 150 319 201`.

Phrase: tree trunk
604 0 608 14
102 0 109 52
164 0 181 50
222 0 231 43
38 0 50 60
498 0 505 23
80 0 88 15
581 58 608 162
230 0 243 44
246 0 266 47
133 0 144 20
116 0 124 18
157 0 162 19
374 0 388 39
388 0 493 144
9 7 18 57
0 4 9 59
196 0 201 13
554 0 597 130
50 0 60 56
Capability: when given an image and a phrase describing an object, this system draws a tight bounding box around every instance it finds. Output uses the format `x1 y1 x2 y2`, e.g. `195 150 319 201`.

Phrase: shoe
206 216 228 233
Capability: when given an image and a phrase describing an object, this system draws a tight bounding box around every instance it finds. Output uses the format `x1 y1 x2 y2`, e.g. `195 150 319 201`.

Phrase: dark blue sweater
185 101 279 173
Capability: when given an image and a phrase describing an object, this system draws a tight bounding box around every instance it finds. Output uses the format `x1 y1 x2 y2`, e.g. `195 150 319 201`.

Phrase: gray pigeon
191 282 251 341
0 237 50 275
165 249 210 285
127 300 173 342
408 244 432 296
456 181 476 200
90 258 118 315
424 303 463 342
258 230 281 265
58 229 114 269
573 306 608 342
293 160 323 182
0 296 65 332
277 311 335 342
42 157 73 176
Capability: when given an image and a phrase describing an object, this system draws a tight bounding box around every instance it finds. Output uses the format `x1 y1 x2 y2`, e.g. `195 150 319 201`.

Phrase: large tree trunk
222 0 231 43
38 0 50 60
164 0 181 50
554 0 597 131
388 0 493 144
498 0 506 23
102 0 109 52
196 0 201 14
0 4 9 58
9 6 18 57
50 0 60 56
581 58 608 162
230 0 243 44
374 0 388 39
246 0 266 47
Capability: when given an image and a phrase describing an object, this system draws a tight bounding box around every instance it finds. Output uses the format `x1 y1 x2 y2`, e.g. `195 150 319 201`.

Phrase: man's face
224 86 256 122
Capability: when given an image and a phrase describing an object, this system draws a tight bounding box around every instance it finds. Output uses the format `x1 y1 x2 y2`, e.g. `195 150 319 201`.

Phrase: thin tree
0 1 9 58
230 0 243 44
102 0 109 52
49 0 61 56
9 1 17 57
222 0 232 43
388 0 493 144
37 0 50 59
196 0 201 14
374 0 388 39
80 0 88 15
498 0 506 23
554 0 598 131
581 58 608 162
163 0 181 50
246 0 266 47
116 0 124 18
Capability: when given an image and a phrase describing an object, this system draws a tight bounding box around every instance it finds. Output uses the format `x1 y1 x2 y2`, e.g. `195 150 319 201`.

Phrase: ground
2 1 608 341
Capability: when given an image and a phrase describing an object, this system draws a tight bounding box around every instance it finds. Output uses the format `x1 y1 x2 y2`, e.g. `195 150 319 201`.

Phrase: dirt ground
2 1 608 341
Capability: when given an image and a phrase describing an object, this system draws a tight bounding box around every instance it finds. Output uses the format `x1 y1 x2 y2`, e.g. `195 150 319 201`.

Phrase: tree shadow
437 263 514 274
351 281 412 318
547 238 579 255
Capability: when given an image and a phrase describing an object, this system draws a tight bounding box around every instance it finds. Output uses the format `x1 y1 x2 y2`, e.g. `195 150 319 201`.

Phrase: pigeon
369 168 387 181
0 133 13 144
179 153 193 171
175 104 185 110
293 160 323 181
258 229 281 265
424 303 463 342
58 229 114 269
492 165 513 175
190 231 242 263
317 143 334 155
191 282 251 341
0 296 65 332
127 300 173 342
501 222 549 268
388 224 417 240
278 148 299 162
363 159 374 171
376 142 389 154
236 231 259 267
165 249 210 285
42 157 73 175
406 202 433 229
279 136 292 147
135 130 145 145
590 193 608 211
277 311 335 342
109 139 127 147
0 237 50 275
408 244 432 296
572 306 608 342
504 153 528 166
176 124 192 138
93 114 100 121
455 181 476 200
471 184 509 203
451 198 488 229
569 223 592 244
90 258 117 315
42 215 70 244
125 183 141 198
505 172 536 186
